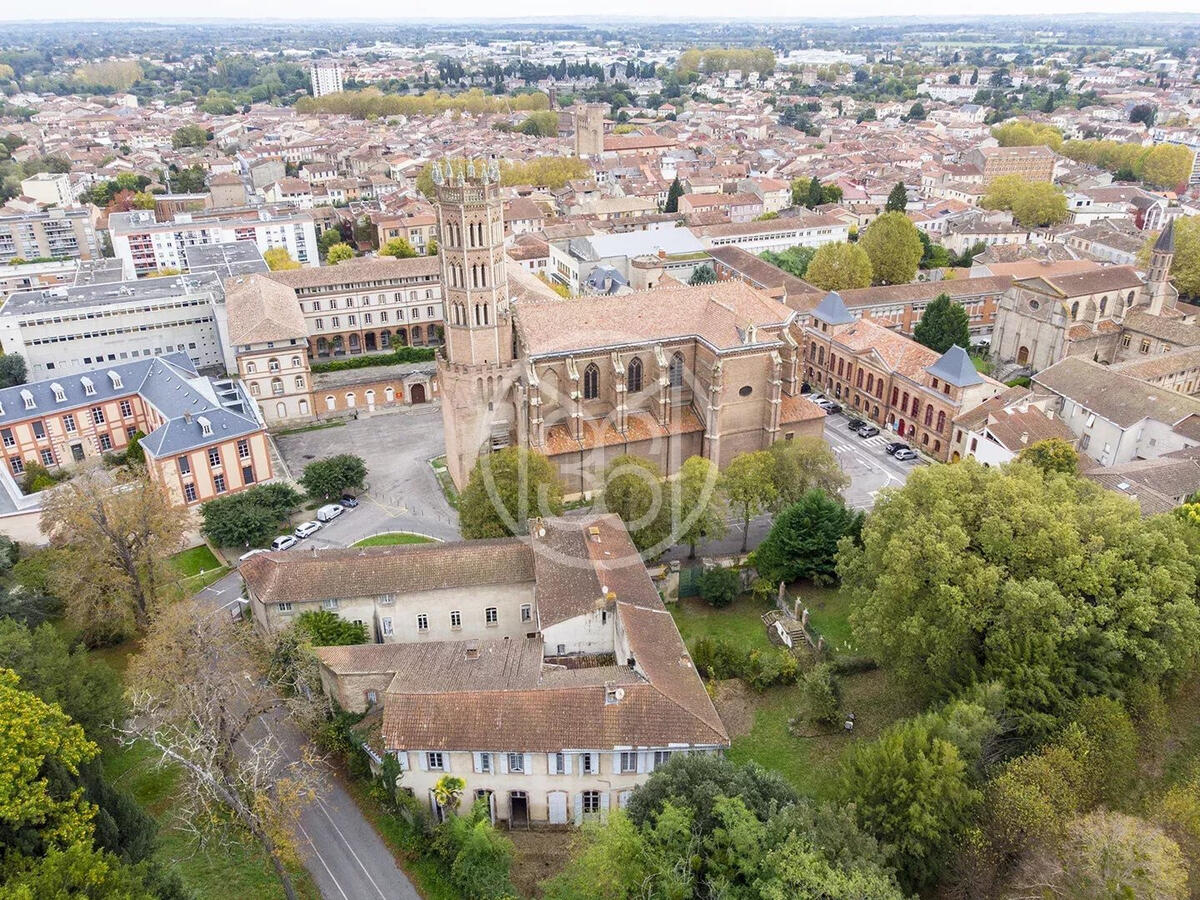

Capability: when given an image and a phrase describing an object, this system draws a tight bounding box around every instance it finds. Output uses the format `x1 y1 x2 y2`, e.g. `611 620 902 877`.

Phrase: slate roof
1155 220 1175 253
811 291 856 326
925 345 983 388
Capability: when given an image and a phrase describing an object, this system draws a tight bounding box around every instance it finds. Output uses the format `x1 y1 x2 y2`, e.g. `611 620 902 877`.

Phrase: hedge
310 346 436 373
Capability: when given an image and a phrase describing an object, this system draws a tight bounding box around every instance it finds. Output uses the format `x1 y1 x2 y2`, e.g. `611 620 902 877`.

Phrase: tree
0 353 28 388
839 460 1200 738
885 181 908 212
317 227 345 261
120 600 322 900
697 565 738 608
759 246 815 278
807 175 825 209
804 242 873 291
675 455 727 558
459 448 563 539
300 454 366 500
171 124 209 149
1017 437 1079 476
39 466 185 641
837 714 980 891
688 264 717 285
1129 103 1157 127
796 662 842 726
663 177 683 214
201 482 302 549
753 491 862 586
860 211 923 285
326 242 355 264
262 247 301 271
123 430 146 465
295 610 367 646
3 841 156 899
1140 217 1200 300
907 101 926 121
379 237 417 259
769 435 848 508
168 164 206 194
720 450 778 552
450 817 517 899
598 455 673 555
982 175 1068 227
912 293 970 353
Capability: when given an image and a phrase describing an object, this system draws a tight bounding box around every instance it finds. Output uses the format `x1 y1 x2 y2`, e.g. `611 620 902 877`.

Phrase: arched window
1099 296 1108 316
856 369 864 388
924 405 934 427
325 395 335 411
299 399 309 416
818 347 825 365
249 383 260 396
268 357 280 372
290 356 301 368
583 363 599 400
627 357 643 393
866 374 874 393
345 392 356 408
246 361 256 374
271 377 284 396
669 352 684 388
1071 301 1080 319
482 303 489 325
385 386 395 403
276 402 286 418
892 387 899 405
294 376 305 390
936 410 946 432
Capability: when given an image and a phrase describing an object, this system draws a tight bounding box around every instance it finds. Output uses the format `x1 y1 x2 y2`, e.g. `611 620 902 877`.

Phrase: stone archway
410 383 427 404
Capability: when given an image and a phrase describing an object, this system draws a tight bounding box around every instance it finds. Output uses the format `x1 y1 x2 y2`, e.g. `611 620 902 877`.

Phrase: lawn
103 741 319 899
352 532 437 547
670 594 775 654
430 456 459 509
171 544 221 578
794 584 861 655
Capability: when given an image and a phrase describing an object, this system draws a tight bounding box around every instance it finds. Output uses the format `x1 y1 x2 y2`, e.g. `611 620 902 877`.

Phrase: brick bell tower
433 158 519 489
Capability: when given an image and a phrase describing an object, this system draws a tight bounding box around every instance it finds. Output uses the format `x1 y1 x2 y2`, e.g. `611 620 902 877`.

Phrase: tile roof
1033 356 1200 429
828 317 942 379
223 274 306 345
266 255 439 290
1018 265 1145 298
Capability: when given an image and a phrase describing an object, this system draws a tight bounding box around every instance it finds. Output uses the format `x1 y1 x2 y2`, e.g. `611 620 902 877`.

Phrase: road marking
316 796 389 900
298 821 351 900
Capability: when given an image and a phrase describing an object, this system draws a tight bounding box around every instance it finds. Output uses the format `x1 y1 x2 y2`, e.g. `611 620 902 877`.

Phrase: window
323 598 339 611
382 617 393 636
619 751 637 774
184 483 197 503
580 752 596 775
242 466 255 485
626 357 643 393
9 457 23 475
583 363 599 400
520 603 532 623
277 602 293 612
450 610 462 629
738 385 753 397
39 449 54 466
0 430 12 448
178 456 191 475
426 752 445 771
653 750 673 769
485 607 498 625
237 439 250 459
214 474 227 494
205 448 222 469
507 753 524 773
551 752 566 775
417 614 429 631
478 752 492 773
668 352 684 388
63 414 75 433
119 399 133 418
98 434 112 451
32 421 45 440
91 407 104 425
582 791 601 815
1079 434 1091 451
1141 339 1151 354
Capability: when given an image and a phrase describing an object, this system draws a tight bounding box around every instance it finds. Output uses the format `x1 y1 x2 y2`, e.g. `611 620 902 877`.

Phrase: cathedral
433 161 826 494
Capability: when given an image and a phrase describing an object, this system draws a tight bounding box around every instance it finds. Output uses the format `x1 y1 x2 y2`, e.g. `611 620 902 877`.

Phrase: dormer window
20 390 34 410
107 371 122 390
80 377 95 396
197 415 213 437
51 383 66 402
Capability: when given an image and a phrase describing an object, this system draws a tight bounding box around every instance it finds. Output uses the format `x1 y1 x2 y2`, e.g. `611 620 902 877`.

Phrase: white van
316 503 345 523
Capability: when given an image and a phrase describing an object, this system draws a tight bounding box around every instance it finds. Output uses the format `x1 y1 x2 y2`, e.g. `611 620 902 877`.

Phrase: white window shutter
547 752 557 773
523 753 533 775
573 792 584 826
611 752 622 773
636 752 646 774
396 751 410 772
563 752 573 775
473 752 483 773
417 752 428 772
443 753 451 773
499 753 508 775
600 792 610 820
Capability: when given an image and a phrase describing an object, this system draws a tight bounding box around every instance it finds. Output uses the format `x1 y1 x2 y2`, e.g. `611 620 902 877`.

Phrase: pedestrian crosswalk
829 434 891 454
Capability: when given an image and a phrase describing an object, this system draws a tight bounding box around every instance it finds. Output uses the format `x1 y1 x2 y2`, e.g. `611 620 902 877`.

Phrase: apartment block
0 208 97 263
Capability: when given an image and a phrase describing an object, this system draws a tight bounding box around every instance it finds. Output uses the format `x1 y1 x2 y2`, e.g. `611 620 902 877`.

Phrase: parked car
884 441 911 456
893 448 918 461
822 402 842 415
340 494 360 508
316 503 345 523
857 424 880 438
294 521 322 539
845 417 866 431
270 535 298 552
238 548 268 563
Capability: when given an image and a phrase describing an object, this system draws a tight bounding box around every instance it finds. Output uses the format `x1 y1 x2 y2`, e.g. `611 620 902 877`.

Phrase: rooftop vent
464 640 480 660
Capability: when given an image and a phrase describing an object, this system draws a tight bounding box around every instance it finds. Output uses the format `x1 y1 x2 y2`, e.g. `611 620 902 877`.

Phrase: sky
3 1 1200 22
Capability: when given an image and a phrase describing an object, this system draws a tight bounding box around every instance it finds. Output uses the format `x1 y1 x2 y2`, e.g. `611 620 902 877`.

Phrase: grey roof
1 271 223 317
925 345 983 388
1154 220 1175 254
183 241 269 278
584 265 629 294
811 291 855 326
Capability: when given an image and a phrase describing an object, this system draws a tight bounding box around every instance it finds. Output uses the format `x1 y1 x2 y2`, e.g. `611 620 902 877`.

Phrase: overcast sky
4 1 1199 22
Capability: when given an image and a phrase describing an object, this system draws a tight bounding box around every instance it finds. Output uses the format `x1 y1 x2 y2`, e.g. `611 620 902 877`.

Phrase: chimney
183 410 192 424
588 526 601 543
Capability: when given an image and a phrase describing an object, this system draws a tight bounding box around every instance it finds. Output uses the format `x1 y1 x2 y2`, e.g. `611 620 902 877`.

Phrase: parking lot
816 405 924 510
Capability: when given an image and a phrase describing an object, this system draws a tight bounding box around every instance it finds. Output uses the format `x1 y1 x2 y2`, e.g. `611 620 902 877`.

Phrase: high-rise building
309 61 344 98
0 208 97 263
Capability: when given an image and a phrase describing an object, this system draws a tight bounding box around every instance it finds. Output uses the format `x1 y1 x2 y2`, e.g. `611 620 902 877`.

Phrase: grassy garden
352 532 437 547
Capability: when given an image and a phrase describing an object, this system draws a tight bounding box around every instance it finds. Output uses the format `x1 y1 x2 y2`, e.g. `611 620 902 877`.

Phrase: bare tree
40 464 185 639
120 599 325 900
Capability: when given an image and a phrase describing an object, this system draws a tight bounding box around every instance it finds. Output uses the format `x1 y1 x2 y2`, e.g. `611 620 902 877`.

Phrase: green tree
759 246 815 278
839 460 1200 738
885 181 908 212
912 293 970 353
295 610 367 646
201 482 302 548
688 264 717 285
675 455 727 558
663 177 683 214
860 211 923 285
0 353 28 388
450 818 517 899
262 247 301 271
516 110 558 137
697 565 739 608
317 227 345 261
3 842 156 899
769 435 848 508
838 714 980 891
796 662 842 726
753 491 862 586
982 175 1068 227
170 124 209 150
720 450 778 552
168 164 206 194
459 448 563 539
807 175 825 209
326 242 355 264
379 237 418 259
123 430 146 465
599 455 673 555
300 454 366 500
804 242 873 291
918 231 951 269
1140 217 1200 300
1016 437 1079 476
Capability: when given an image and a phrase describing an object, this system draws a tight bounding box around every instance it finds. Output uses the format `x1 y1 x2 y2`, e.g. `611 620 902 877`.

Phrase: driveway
821 410 923 510
275 403 460 545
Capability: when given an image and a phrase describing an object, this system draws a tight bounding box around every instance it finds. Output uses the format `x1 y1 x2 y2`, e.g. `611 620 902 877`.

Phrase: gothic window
936 410 946 432
627 357 643 393
583 363 599 400
1099 296 1108 316
1071 301 1079 319
668 352 684 388
924 406 934 427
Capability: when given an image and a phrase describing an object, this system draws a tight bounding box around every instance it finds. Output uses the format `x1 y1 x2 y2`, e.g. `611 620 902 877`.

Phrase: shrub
698 565 739 608
309 346 435 373
692 636 799 690
798 663 842 726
